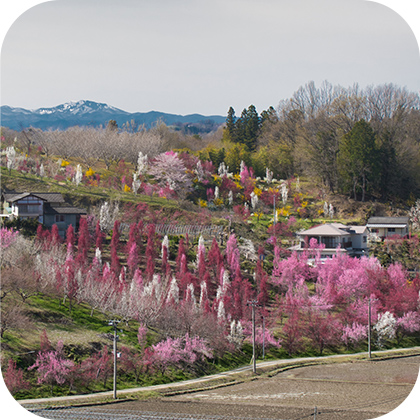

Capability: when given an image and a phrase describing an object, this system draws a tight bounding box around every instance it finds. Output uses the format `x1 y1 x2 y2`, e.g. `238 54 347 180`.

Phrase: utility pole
108 320 120 399
247 300 259 374
262 315 265 360
273 195 276 226
368 298 371 359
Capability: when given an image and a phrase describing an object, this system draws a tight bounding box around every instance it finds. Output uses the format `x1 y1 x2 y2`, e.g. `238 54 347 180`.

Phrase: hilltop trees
289 82 420 200
224 105 261 152
338 119 379 201
220 82 420 200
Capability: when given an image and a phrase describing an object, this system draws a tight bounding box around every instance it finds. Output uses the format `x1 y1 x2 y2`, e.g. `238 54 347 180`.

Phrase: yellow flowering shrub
277 206 292 217
253 187 262 197
61 160 70 167
85 167 95 177
123 184 131 192
213 198 224 207
198 199 208 208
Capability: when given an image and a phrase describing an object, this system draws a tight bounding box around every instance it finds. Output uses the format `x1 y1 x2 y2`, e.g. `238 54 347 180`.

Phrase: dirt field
66 355 418 420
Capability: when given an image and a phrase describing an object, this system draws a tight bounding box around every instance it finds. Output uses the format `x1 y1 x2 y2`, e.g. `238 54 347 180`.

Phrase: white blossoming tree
218 162 229 177
250 191 259 210
161 235 169 258
132 172 141 194
227 320 244 348
265 168 273 184
166 276 179 304
281 182 288 205
137 151 149 176
409 199 420 232
214 186 220 200
323 201 329 218
374 311 396 347
5 146 16 173
74 164 83 186
228 190 233 206
329 203 334 219
148 152 192 198
99 201 119 232
195 160 205 182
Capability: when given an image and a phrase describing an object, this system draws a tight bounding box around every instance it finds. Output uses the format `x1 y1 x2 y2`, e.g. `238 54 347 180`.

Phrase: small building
291 223 368 259
366 217 409 240
1 191 86 237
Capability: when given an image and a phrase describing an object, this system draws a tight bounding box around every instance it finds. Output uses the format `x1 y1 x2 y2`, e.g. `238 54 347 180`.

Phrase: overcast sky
1 0 420 117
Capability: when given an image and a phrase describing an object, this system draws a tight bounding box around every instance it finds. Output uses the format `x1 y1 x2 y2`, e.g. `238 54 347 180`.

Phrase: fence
119 224 224 240
153 224 224 239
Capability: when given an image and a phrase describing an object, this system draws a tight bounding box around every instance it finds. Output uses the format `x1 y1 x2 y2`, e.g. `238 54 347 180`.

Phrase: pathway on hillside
19 347 420 406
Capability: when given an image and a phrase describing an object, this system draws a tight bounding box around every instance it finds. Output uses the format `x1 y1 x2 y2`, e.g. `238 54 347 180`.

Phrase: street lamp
108 320 121 399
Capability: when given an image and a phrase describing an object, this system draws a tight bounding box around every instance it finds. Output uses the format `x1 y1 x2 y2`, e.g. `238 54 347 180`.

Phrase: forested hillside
222 82 420 202
1 81 420 400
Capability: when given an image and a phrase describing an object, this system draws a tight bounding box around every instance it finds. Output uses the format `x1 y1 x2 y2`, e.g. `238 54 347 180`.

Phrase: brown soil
74 355 419 420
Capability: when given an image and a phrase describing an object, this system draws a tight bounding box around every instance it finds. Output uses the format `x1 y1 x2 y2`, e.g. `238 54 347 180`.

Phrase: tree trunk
362 173 366 202
353 178 358 201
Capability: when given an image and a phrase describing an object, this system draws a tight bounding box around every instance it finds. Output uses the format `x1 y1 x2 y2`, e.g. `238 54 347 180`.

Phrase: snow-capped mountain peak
0 100 225 132
34 100 126 116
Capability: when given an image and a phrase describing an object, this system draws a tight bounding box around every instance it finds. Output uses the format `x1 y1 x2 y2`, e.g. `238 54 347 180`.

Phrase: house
291 223 368 258
1 191 86 237
366 217 409 240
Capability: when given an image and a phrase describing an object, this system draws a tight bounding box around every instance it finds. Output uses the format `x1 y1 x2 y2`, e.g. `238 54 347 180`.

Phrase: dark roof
3 192 65 204
44 204 87 215
2 192 40 202
367 217 409 225
32 193 66 203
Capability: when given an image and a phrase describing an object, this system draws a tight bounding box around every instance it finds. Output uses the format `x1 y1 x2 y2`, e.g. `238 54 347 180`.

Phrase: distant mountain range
0 100 225 133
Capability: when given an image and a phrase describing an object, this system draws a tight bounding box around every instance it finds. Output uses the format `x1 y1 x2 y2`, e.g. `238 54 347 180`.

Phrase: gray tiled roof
367 217 409 225
32 193 65 203
2 192 65 203
45 205 87 215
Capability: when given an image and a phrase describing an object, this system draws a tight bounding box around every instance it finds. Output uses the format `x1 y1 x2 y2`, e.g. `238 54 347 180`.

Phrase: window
55 215 65 223
17 204 40 213
363 236 367 243
322 237 336 248
16 197 42 214
388 228 395 233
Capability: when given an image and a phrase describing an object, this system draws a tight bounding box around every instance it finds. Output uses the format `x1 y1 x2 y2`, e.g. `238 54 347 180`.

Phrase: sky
0 0 419 117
